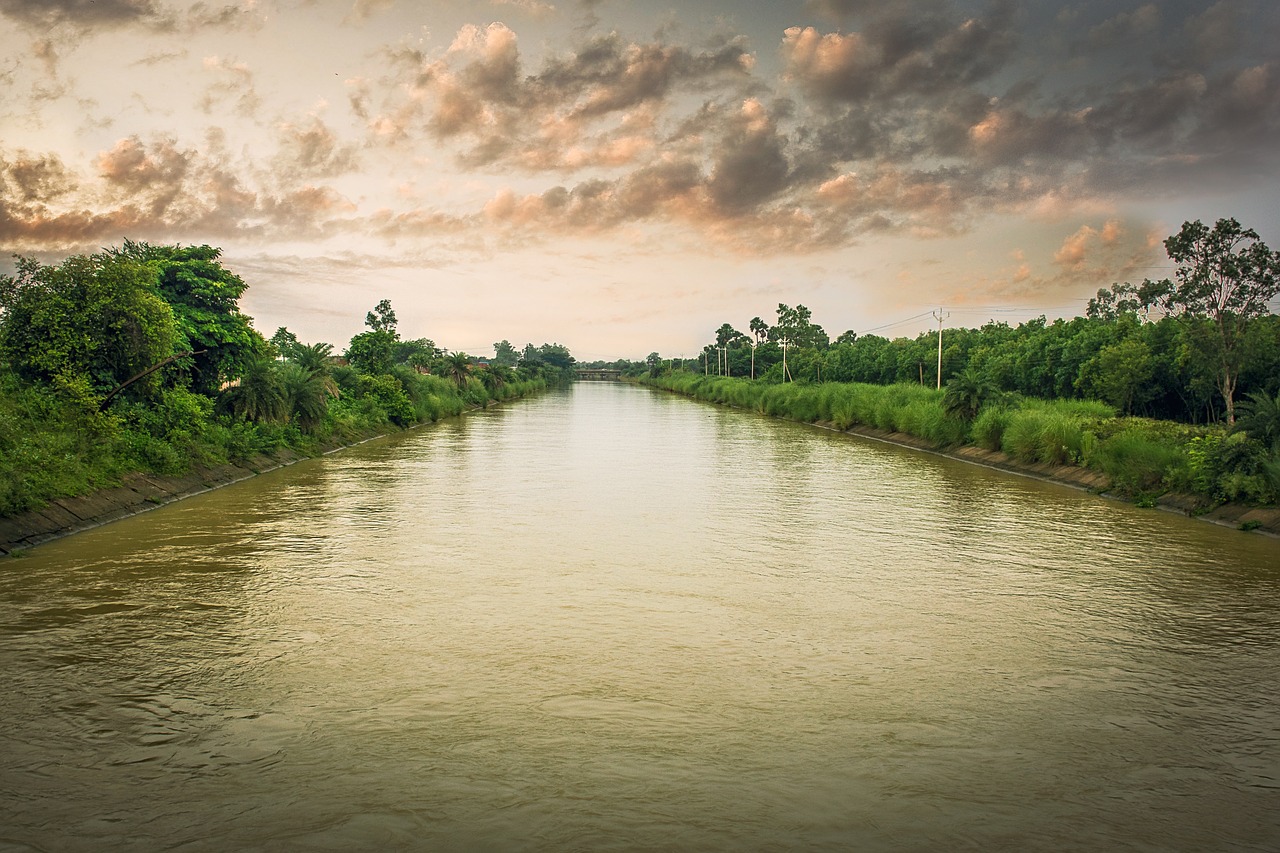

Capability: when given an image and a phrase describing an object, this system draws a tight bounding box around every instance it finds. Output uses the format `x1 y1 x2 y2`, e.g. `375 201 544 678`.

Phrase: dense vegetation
638 373 1280 508
631 220 1280 509
0 242 571 517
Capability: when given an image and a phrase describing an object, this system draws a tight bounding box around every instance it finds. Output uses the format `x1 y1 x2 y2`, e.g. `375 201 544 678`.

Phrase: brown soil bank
821 421 1280 539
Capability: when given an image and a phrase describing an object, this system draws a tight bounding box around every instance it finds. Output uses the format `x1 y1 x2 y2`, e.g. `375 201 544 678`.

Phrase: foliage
216 358 287 423
943 367 999 420
0 246 551 519
493 339 519 366
1230 389 1280 451
440 351 473 389
346 330 396 374
1134 218 1280 422
0 251 177 401
105 241 264 395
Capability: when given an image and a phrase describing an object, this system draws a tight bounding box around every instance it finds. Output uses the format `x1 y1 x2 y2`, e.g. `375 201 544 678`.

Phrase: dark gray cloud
781 2 1018 104
707 100 791 212
0 0 163 28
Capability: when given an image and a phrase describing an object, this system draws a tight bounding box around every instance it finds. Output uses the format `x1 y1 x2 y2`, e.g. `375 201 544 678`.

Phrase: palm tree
217 358 287 423
476 366 506 394
290 341 333 373
943 367 999 421
278 362 337 431
1230 389 1280 451
442 351 472 389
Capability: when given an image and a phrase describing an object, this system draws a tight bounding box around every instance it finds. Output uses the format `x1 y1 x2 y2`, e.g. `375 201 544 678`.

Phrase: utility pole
750 340 756 380
780 336 791 382
932 307 950 390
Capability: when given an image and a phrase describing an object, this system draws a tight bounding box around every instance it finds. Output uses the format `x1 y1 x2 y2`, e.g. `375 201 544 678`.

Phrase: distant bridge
575 369 623 381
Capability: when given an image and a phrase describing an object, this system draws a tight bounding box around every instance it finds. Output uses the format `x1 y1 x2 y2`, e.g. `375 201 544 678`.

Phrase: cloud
0 133 368 250
368 23 754 168
199 54 262 117
493 0 556 18
273 118 361 179
782 5 1017 103
1088 4 1160 48
0 151 77 203
0 0 163 29
707 99 790 212
344 0 395 25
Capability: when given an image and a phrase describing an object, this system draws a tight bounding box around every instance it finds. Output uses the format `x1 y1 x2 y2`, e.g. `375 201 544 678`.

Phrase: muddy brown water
2 383 1277 851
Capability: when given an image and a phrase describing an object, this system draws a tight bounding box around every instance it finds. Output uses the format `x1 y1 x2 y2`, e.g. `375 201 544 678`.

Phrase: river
2 382 1278 851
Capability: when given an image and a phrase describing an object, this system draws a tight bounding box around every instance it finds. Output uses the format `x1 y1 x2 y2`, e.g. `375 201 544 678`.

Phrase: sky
1 0 1278 361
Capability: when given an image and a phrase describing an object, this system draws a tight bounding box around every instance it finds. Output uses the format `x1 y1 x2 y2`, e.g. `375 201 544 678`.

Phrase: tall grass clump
972 406 1013 451
1093 429 1188 495
1001 408 1085 464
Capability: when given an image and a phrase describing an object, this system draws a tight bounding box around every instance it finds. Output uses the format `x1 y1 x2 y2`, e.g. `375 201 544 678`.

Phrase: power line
854 310 936 335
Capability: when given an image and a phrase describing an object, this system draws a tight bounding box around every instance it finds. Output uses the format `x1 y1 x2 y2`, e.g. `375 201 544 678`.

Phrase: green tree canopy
105 241 264 395
493 339 519 366
1134 218 1280 422
0 251 177 403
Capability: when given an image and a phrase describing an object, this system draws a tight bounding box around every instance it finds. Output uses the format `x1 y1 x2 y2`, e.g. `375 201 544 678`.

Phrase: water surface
2 383 1278 851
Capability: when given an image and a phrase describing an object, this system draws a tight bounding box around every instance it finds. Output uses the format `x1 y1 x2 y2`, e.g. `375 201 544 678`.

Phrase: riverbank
1 401 493 557
638 375 1280 538
824 422 1280 537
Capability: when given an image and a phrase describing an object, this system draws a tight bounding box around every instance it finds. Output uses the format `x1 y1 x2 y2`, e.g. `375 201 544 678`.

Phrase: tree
394 337 438 366
216 358 287 423
105 241 264 396
493 339 519 367
365 299 398 334
537 343 575 369
346 330 396 374
1086 283 1144 321
271 327 302 360
749 316 769 343
1231 389 1280 451
278 361 336 431
346 299 402 374
291 341 334 373
476 365 510 394
0 251 177 403
1135 219 1280 423
1077 338 1155 415
441 351 473 388
770 303 828 349
943 367 999 421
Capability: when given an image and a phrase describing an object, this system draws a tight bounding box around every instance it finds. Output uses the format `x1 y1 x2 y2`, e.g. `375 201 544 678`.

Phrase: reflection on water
2 383 1278 851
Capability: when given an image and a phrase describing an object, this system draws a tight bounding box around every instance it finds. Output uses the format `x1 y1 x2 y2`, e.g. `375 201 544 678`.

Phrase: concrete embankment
1 416 449 557
819 421 1280 538
1 446 330 556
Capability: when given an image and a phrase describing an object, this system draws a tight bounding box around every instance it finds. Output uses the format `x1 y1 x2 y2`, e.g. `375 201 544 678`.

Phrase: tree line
0 241 572 516
630 219 1280 427
627 219 1280 508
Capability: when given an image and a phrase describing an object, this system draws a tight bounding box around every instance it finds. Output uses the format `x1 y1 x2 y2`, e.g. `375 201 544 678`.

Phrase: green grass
638 371 1274 507
0 365 548 518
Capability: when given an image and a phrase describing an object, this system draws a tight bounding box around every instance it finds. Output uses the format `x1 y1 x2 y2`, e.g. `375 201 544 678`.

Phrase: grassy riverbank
638 372 1280 512
0 364 549 519
0 242 576 520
